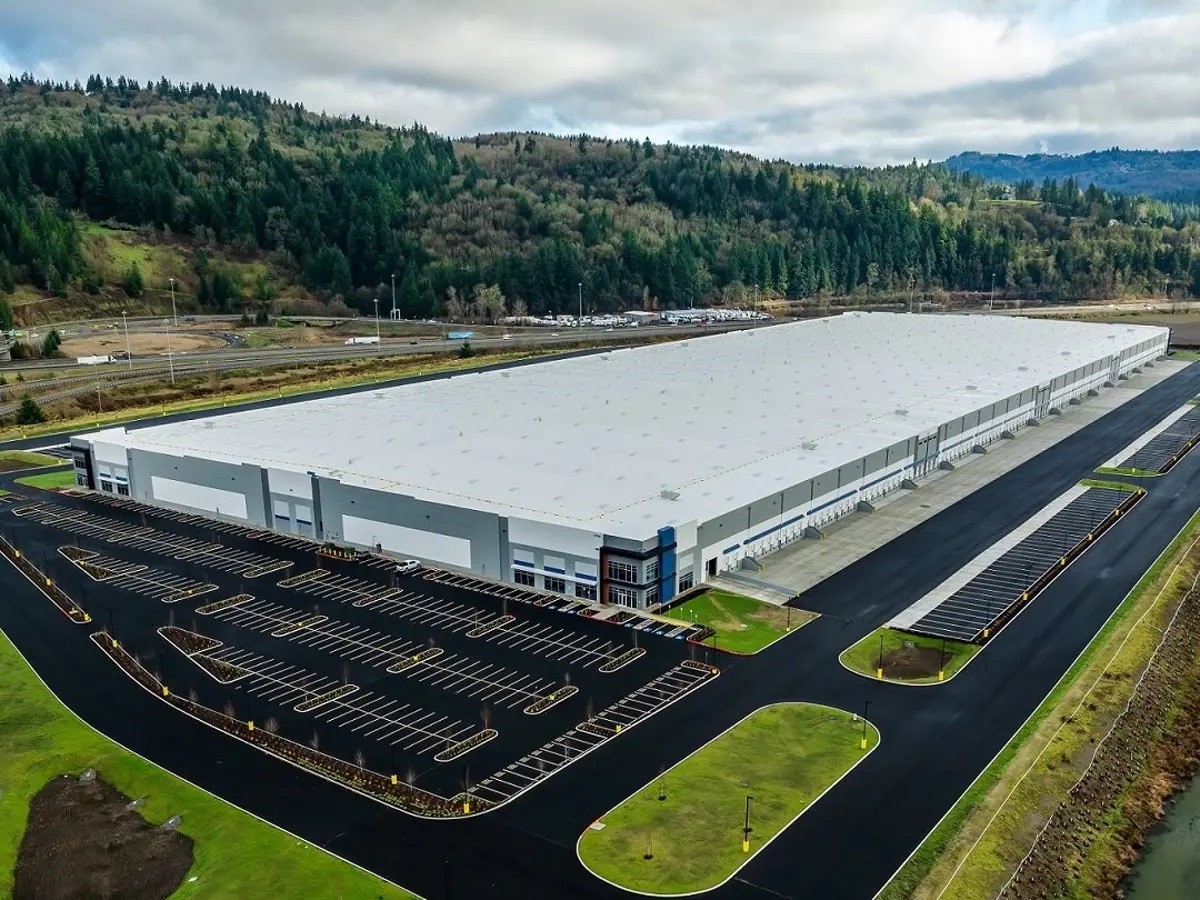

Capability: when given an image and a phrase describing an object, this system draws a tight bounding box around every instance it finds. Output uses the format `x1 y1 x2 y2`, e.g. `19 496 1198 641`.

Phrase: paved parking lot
3 490 717 806
1120 406 1200 472
891 485 1136 642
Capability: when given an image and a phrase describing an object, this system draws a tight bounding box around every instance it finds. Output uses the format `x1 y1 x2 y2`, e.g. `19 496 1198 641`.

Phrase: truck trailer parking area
0 492 717 812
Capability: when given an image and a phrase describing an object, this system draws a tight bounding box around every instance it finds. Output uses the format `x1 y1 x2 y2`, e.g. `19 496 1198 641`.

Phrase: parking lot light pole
373 297 381 352
169 277 178 327
577 282 582 330
877 632 885 678
938 637 948 682
861 699 872 750
390 273 396 321
121 310 132 371
107 607 116 647
742 795 754 852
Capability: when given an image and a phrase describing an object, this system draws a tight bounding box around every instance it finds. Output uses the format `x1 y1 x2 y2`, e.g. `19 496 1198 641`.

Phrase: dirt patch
60 332 227 357
14 773 194 900
0 458 31 472
882 644 944 679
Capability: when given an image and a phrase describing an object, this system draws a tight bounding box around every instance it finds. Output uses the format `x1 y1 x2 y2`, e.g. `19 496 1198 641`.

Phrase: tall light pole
391 272 396 321
169 277 178 327
861 699 872 749
373 297 381 352
577 282 583 329
121 310 132 371
990 272 996 311
165 314 175 386
742 795 754 853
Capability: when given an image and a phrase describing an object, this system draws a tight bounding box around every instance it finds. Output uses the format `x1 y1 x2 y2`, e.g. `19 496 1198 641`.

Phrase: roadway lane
0 363 1197 899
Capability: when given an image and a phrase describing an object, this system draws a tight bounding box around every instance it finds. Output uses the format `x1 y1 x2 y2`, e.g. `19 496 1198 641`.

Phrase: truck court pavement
1 361 1199 899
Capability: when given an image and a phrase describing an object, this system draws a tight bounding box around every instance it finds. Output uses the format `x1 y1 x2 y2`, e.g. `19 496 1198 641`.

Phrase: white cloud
2 1 1199 163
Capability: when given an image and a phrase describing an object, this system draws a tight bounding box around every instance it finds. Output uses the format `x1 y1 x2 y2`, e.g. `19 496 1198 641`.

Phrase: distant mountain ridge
943 149 1200 202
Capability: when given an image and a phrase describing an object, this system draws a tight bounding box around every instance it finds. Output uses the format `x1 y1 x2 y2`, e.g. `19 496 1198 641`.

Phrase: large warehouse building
70 313 1169 609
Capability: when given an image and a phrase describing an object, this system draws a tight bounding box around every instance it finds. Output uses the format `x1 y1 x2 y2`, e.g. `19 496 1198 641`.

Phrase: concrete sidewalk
733 361 1190 604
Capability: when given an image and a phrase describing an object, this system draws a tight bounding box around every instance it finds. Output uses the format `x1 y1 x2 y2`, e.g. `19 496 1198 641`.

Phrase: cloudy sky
2 0 1199 165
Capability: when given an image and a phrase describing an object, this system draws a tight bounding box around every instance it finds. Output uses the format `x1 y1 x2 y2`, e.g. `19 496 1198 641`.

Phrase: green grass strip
877 506 1200 900
578 702 878 894
1080 478 1145 492
1094 466 1162 479
14 470 77 491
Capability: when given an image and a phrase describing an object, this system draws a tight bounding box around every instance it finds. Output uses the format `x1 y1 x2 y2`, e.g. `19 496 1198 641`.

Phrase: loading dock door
912 432 939 479
1034 384 1051 419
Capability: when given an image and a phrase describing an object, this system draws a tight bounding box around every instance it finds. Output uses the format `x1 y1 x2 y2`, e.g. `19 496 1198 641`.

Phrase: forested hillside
945 149 1200 203
2 73 1199 323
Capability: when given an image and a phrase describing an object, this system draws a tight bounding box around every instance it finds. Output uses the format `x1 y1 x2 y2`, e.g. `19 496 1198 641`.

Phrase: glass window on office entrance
644 585 659 607
607 560 637 583
679 572 694 592
610 585 637 607
116 484 130 496
514 569 535 587
544 577 566 594
574 583 596 601
645 560 659 582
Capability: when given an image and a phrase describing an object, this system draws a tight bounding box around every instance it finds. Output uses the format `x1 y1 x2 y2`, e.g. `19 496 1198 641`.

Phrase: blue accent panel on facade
575 573 597 582
658 526 677 603
543 565 565 574
513 559 534 568
723 543 741 555
810 489 858 515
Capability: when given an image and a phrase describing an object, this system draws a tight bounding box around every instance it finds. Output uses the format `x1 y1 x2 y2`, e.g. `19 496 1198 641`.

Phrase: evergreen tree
15 395 45 425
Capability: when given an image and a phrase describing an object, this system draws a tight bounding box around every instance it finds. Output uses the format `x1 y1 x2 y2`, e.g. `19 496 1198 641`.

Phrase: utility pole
391 272 396 321
169 277 178 327
990 272 996 311
121 310 132 371
577 282 583 330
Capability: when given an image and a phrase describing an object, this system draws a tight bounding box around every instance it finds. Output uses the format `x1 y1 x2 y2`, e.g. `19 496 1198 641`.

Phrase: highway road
0 362 1197 898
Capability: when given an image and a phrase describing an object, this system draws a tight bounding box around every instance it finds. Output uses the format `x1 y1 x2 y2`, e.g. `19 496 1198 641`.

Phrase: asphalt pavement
0 362 1198 899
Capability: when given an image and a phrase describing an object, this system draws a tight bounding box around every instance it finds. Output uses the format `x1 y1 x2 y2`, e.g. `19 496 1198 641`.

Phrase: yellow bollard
937 669 945 682
248 720 255 732
391 774 398 786
463 800 471 814
45 577 51 586
615 724 622 733
876 667 883 679
982 628 990 640
162 685 169 697
742 839 750 853
14 550 19 559
860 736 868 750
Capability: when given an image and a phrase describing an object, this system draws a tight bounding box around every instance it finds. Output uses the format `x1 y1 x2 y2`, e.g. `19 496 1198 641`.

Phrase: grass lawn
0 450 65 470
578 703 877 894
0 628 412 899
14 469 77 491
668 589 814 653
1168 349 1200 361
841 627 980 684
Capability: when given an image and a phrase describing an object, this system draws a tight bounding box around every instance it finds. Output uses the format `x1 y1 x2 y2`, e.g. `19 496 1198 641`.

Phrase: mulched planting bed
14 773 193 900
524 684 578 715
881 644 945 679
294 684 359 712
386 647 442 673
466 614 514 638
434 728 498 762
277 568 329 588
158 626 221 655
599 647 646 673
191 654 250 684
196 593 253 615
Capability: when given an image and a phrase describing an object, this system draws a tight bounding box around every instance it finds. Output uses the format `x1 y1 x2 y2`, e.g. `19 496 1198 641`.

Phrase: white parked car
395 559 421 574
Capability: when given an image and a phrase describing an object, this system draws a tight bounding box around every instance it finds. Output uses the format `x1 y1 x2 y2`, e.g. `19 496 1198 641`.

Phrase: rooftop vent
966 384 978 391
802 441 818 450
895 409 909 416
660 490 681 501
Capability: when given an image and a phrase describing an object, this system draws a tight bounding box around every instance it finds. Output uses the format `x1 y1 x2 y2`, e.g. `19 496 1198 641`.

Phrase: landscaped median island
577 702 878 895
667 589 815 654
0 629 413 900
841 626 979 684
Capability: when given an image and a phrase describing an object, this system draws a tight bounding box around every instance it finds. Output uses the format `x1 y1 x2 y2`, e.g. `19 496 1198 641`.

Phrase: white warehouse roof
82 313 1167 537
